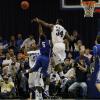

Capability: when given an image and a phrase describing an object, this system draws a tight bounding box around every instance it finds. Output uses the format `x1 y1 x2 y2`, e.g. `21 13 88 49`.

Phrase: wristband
26 69 29 73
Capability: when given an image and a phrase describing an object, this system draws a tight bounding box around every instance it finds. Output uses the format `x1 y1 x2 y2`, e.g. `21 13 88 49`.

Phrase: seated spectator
63 57 73 74
49 72 60 96
16 61 29 99
0 48 5 74
74 40 83 52
84 48 92 61
74 40 84 58
67 52 74 65
2 52 12 75
68 50 90 98
16 33 23 51
0 75 15 99
60 58 75 98
8 47 16 58
10 57 20 81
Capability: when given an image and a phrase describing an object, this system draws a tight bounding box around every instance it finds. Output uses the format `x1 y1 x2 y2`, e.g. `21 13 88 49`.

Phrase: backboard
61 0 100 9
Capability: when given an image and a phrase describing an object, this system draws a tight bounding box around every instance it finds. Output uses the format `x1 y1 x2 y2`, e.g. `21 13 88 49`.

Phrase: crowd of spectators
0 30 97 99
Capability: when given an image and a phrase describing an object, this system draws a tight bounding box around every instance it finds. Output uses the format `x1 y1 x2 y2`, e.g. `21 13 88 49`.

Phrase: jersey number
56 30 63 37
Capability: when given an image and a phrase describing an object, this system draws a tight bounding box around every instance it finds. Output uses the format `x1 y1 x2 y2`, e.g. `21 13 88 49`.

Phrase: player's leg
28 72 36 99
95 69 100 92
53 43 69 90
35 86 43 100
32 55 50 98
34 72 44 100
29 56 44 99
53 43 66 77
43 75 50 97
40 55 50 97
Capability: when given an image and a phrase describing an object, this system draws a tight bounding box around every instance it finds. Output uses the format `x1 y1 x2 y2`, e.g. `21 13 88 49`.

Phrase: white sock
59 71 64 77
35 89 40 100
39 92 43 100
45 85 49 91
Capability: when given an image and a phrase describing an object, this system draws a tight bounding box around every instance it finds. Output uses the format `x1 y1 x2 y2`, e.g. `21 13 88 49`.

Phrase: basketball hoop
81 1 96 17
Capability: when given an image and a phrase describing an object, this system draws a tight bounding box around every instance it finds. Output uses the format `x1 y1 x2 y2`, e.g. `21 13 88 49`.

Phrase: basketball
21 1 30 10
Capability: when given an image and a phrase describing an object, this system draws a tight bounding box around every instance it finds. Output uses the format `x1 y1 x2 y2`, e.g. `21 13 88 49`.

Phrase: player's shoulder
93 44 100 48
54 24 63 28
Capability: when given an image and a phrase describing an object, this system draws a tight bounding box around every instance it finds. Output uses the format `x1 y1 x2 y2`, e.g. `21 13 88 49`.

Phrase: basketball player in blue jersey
89 35 100 98
94 36 100 91
26 21 51 99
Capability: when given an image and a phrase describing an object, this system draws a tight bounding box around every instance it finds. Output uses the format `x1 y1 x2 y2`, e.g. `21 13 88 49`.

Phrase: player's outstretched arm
39 23 44 36
33 17 54 30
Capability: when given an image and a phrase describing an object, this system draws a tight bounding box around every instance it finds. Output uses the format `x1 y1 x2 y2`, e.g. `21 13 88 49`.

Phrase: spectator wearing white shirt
2 52 12 75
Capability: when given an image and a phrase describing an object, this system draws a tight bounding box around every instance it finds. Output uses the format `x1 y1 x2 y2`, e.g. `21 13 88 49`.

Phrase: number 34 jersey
51 24 67 45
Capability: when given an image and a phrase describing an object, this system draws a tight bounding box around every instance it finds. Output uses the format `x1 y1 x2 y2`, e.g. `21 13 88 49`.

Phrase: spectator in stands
2 52 12 75
68 50 90 98
74 40 83 52
69 30 80 52
0 48 5 74
10 57 20 82
67 52 74 65
9 35 16 47
0 35 8 50
17 52 24 63
0 75 15 99
16 60 29 99
60 58 76 98
84 48 92 61
74 40 85 58
49 71 60 96
8 47 16 58
21 34 36 51
16 33 23 51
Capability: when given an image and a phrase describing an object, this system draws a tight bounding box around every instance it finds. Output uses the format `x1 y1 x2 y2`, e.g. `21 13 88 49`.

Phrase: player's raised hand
31 18 35 23
31 17 39 23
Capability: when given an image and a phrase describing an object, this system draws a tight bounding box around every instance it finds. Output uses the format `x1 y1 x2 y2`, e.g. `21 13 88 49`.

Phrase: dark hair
57 19 63 26
29 33 34 37
96 35 100 44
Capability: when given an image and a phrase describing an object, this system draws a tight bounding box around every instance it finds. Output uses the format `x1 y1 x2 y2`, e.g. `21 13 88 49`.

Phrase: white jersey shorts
53 42 66 65
28 72 36 88
28 72 44 88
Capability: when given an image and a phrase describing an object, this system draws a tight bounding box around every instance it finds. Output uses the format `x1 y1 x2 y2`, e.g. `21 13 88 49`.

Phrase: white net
81 1 96 17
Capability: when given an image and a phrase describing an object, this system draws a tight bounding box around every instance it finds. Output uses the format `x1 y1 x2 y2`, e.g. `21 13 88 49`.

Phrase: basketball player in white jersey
32 17 71 86
27 42 43 99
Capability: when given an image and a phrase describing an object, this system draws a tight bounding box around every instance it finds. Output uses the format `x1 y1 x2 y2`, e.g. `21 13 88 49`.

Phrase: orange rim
81 1 96 6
